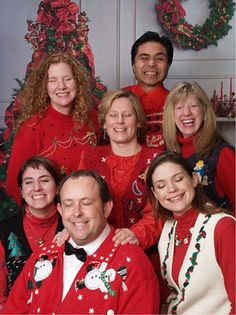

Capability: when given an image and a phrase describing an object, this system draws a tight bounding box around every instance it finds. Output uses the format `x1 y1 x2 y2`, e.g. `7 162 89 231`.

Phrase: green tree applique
7 232 25 258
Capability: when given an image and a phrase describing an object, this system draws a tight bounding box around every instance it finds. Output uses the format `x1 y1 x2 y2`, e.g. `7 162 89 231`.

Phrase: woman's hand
53 228 69 246
112 228 139 246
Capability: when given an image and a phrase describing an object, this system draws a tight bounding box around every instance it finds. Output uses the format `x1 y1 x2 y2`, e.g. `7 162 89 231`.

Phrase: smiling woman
146 151 235 314
163 81 235 213
6 52 100 205
0 156 64 312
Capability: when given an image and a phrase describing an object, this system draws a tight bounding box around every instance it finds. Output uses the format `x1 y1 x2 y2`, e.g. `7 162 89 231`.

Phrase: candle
213 89 216 110
220 81 223 101
230 78 232 97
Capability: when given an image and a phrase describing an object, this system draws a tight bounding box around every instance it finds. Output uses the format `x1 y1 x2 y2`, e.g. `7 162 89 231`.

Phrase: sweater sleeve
215 217 235 314
0 241 7 312
6 125 37 204
215 147 235 214
130 203 163 250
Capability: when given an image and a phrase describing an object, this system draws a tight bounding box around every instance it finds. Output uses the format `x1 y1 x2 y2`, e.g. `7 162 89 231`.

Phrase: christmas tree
7 232 25 258
0 0 106 220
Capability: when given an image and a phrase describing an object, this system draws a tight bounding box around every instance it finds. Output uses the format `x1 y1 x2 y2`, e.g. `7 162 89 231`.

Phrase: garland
156 0 235 50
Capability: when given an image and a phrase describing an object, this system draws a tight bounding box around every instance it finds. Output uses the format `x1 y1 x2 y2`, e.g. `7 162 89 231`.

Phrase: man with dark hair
3 170 160 314
124 31 173 148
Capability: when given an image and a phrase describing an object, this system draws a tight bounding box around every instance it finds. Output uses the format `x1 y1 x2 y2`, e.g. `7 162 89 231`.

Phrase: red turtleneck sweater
124 83 169 149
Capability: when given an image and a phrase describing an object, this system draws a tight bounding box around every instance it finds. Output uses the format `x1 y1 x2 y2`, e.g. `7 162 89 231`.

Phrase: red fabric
169 209 235 314
79 145 163 249
23 206 59 251
3 227 160 314
178 134 235 213
6 105 99 204
0 208 60 312
124 83 169 149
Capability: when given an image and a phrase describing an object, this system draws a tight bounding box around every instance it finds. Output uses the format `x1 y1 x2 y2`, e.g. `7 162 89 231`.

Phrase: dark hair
146 151 219 220
58 169 112 205
17 156 61 189
131 31 173 66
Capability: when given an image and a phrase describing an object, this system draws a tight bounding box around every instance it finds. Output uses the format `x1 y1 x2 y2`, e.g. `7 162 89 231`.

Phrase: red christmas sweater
3 227 160 314
79 145 163 249
124 83 169 149
6 105 99 204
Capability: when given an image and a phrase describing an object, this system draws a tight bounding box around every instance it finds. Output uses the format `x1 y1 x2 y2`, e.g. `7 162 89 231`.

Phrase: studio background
0 0 235 144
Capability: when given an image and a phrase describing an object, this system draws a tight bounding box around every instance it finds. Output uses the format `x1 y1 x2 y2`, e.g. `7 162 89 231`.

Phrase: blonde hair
98 89 146 134
163 81 224 159
15 51 94 132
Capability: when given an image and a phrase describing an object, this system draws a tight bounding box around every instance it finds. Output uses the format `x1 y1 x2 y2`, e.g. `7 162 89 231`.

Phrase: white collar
69 224 110 256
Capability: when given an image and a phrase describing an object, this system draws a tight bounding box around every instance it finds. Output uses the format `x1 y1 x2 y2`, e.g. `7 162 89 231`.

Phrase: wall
0 0 235 144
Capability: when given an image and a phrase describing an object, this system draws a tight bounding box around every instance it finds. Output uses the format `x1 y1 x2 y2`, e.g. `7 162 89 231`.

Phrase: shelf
216 117 235 122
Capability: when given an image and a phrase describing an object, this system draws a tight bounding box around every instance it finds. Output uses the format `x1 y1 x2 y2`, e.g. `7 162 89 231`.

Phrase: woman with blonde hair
77 89 163 252
163 81 235 213
6 52 99 204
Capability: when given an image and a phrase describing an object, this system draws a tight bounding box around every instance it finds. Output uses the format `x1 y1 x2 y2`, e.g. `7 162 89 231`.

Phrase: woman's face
21 165 57 217
47 62 77 115
151 162 198 216
103 97 140 145
174 94 203 138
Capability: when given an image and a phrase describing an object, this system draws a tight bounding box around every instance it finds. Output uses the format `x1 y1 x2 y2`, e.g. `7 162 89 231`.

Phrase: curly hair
15 51 94 132
163 81 225 159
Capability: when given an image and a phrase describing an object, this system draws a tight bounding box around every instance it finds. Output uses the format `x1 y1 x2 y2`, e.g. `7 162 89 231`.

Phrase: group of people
0 31 235 314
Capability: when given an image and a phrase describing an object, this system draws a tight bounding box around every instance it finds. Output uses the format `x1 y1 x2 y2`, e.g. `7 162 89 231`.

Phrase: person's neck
110 141 141 157
27 204 56 219
138 82 163 93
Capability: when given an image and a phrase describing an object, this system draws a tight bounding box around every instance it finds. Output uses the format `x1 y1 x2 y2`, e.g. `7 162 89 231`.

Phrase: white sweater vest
158 212 234 315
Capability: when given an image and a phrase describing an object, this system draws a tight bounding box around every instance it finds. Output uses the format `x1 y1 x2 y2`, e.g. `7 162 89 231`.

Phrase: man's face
132 41 170 92
57 176 112 246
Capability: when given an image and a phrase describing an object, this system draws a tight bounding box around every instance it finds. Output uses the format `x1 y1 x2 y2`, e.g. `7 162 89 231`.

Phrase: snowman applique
84 262 116 295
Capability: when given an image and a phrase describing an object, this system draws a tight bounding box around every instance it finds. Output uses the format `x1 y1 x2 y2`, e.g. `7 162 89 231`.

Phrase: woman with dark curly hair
6 52 99 204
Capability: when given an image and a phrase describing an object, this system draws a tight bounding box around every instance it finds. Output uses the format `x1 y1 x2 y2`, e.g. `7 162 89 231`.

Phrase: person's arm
6 125 37 204
215 217 235 314
0 241 7 312
215 147 235 214
130 203 163 249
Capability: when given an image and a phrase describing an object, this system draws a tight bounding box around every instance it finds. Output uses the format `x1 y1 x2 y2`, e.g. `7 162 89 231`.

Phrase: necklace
175 227 194 246
174 211 197 247
24 206 58 246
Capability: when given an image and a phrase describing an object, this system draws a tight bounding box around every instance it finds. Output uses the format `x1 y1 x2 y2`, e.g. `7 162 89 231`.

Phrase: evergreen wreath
156 0 235 50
